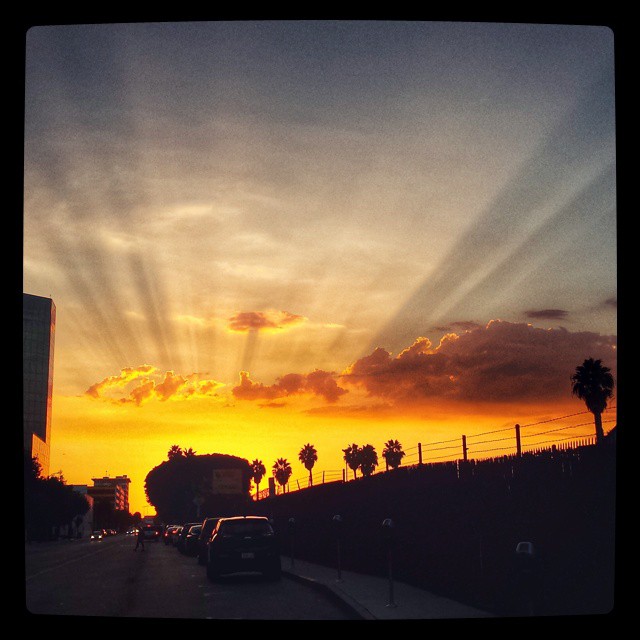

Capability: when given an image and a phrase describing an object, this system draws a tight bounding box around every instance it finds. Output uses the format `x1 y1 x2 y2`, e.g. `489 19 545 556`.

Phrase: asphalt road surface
24 534 358 620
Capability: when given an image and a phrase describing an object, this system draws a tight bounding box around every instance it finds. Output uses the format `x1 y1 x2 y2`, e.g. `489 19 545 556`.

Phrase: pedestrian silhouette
134 528 145 551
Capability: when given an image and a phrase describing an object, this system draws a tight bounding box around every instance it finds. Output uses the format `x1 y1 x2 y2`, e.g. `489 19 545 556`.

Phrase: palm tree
359 444 378 477
382 439 405 470
342 444 361 480
272 458 293 493
251 459 267 499
571 358 615 445
298 443 318 486
183 447 197 457
167 445 183 460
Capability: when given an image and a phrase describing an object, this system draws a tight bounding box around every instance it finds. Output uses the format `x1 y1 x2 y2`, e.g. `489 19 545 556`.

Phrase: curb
283 570 377 620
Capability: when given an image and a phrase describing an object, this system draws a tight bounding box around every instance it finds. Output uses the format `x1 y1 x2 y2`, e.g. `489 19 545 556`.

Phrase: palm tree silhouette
251 459 266 500
167 445 183 460
342 443 361 480
571 358 615 445
298 443 318 486
183 447 197 457
359 444 378 477
382 439 405 470
272 458 293 493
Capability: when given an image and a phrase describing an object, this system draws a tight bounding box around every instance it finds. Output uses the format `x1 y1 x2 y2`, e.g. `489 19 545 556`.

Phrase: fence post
418 442 423 465
515 424 522 458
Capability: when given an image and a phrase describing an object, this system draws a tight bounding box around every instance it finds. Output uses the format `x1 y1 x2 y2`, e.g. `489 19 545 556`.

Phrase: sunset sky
23 21 617 516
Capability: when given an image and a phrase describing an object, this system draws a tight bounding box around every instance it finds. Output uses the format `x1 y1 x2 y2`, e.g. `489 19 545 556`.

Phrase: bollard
288 517 296 568
381 518 397 608
333 515 343 582
514 541 536 616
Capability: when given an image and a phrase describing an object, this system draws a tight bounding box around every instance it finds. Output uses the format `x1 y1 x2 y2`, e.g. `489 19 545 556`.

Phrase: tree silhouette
359 444 378 477
251 459 267 500
272 458 293 493
183 447 197 457
24 453 90 541
342 443 361 480
571 358 615 445
167 445 183 460
382 439 405 470
298 443 318 486
145 453 252 522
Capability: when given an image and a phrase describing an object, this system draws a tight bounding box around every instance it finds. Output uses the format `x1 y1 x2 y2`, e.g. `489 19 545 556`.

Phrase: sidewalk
281 556 494 620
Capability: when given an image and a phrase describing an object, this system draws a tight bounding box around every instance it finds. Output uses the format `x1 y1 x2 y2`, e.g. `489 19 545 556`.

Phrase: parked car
197 517 223 565
170 526 183 545
163 525 180 545
184 524 203 557
176 522 202 554
90 529 105 541
206 516 281 581
141 524 163 542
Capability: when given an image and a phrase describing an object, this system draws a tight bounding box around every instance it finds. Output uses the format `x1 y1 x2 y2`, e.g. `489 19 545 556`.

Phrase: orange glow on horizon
49 388 614 517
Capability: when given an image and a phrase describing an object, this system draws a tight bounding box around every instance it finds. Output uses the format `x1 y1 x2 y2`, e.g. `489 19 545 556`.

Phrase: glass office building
23 293 56 477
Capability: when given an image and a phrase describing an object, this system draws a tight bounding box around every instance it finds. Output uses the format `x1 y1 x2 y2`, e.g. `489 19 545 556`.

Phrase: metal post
333 515 343 582
382 519 396 608
418 442 423 465
515 424 522 458
288 518 296 568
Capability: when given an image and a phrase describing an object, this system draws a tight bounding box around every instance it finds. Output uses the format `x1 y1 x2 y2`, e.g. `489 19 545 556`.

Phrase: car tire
265 560 282 581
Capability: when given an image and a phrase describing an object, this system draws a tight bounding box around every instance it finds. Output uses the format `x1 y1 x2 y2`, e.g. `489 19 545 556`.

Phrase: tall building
23 293 56 477
87 475 131 513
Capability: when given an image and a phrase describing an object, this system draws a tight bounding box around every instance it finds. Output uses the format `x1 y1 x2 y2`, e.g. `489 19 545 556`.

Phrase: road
23 534 358 620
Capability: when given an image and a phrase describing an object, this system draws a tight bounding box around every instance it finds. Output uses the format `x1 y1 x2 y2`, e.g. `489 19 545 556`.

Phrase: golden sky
23 21 617 515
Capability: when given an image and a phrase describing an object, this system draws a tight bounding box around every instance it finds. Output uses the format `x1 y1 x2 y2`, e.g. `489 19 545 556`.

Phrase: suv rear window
220 520 272 535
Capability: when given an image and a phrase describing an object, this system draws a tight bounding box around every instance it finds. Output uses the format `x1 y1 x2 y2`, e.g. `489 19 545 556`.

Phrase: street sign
212 468 243 495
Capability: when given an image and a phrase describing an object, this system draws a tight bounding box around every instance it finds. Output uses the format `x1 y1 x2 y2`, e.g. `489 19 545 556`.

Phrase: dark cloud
228 310 306 332
431 321 482 333
342 320 616 405
232 369 348 403
525 309 568 320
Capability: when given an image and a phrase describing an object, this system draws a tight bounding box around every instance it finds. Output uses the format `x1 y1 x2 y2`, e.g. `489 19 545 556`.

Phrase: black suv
206 516 281 581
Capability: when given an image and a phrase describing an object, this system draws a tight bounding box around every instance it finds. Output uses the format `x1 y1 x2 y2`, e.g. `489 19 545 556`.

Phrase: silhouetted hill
253 444 617 617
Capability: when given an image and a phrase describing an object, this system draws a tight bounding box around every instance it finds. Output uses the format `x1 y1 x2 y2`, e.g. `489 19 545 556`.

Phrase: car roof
220 516 269 523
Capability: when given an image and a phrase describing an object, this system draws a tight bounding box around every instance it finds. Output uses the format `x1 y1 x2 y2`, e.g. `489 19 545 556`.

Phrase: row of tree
248 357 615 495
148 358 615 512
246 438 407 499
